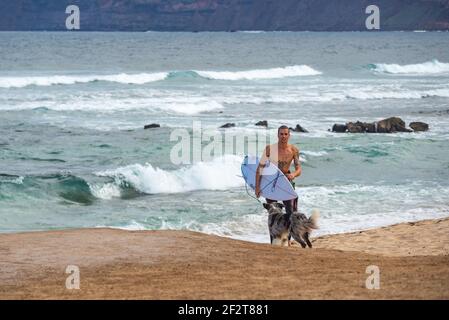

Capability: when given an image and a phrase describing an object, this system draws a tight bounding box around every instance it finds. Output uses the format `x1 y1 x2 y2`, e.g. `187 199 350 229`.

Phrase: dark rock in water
290 124 308 133
332 124 347 133
346 121 376 133
255 120 268 127
366 123 376 133
220 123 235 128
334 117 424 134
347 122 364 133
144 123 161 129
377 117 412 133
410 121 429 132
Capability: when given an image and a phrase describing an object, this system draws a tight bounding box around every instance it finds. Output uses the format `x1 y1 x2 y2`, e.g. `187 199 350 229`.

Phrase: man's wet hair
278 125 290 134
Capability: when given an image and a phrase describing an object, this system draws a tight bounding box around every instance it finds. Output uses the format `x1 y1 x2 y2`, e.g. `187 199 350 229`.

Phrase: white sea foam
89 182 121 200
3 81 449 118
95 155 244 194
96 220 147 231
156 100 224 114
120 220 147 230
197 213 268 242
0 72 169 88
301 150 329 157
371 60 449 75
0 92 224 115
195 65 322 80
0 176 24 185
216 87 449 103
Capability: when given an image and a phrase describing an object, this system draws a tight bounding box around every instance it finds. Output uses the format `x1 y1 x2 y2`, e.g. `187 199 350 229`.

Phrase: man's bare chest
269 149 294 169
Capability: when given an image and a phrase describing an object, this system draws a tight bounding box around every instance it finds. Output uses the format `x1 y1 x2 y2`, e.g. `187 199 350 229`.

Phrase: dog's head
263 202 284 214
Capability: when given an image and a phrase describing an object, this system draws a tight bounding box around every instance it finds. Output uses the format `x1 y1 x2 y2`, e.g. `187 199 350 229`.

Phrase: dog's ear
263 203 270 210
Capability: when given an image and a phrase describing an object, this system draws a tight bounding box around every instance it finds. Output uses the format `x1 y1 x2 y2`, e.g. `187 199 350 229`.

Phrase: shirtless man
255 125 302 217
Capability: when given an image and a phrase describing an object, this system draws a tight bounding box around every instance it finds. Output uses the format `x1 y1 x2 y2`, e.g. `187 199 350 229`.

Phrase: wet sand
1 218 448 299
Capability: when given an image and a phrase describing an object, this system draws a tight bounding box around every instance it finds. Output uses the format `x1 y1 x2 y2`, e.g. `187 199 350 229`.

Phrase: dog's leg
296 237 307 248
283 200 293 229
299 241 307 248
287 230 293 246
304 232 313 248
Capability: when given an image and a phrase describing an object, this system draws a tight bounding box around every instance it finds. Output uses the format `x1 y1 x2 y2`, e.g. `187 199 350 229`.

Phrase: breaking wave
0 65 322 88
195 65 322 80
369 60 449 75
95 155 244 194
0 73 169 88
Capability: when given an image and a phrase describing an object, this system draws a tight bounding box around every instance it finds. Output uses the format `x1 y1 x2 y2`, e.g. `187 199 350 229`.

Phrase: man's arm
255 146 269 198
286 146 302 181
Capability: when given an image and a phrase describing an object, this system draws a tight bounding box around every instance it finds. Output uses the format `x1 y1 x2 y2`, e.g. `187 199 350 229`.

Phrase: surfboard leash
238 172 262 204
244 180 262 204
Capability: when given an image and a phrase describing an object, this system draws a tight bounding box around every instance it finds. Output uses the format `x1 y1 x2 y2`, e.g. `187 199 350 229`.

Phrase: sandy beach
1 218 448 300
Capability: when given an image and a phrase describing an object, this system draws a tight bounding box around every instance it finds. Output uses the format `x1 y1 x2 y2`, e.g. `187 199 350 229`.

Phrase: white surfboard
241 155 297 201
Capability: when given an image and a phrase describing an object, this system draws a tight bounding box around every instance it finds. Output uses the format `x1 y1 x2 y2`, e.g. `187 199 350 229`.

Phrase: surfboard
241 155 297 201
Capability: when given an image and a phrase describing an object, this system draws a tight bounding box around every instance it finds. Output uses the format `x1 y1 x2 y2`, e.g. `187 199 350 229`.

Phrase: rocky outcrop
347 121 376 133
332 124 348 133
377 117 412 133
255 120 268 127
1 0 449 31
290 124 308 133
410 122 429 132
332 117 428 133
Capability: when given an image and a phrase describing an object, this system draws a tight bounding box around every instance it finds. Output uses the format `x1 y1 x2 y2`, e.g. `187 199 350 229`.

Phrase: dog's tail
308 209 320 229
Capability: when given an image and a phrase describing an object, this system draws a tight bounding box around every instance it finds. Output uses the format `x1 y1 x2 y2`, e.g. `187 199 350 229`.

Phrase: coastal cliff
1 0 448 31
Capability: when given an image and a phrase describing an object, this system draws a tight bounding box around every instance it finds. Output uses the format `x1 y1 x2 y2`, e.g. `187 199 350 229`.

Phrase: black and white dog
263 202 319 247
263 202 290 246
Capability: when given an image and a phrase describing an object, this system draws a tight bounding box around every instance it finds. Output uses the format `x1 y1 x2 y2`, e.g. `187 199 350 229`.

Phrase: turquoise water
1 31 449 242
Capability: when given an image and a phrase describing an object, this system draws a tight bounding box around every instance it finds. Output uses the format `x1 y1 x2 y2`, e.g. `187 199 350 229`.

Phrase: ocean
1 31 448 243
